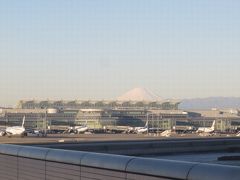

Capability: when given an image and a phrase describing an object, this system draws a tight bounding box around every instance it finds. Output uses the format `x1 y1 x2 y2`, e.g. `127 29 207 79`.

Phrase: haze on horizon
0 0 240 106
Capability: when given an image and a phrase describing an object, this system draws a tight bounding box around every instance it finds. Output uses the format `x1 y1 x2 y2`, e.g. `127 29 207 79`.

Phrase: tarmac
0 133 237 144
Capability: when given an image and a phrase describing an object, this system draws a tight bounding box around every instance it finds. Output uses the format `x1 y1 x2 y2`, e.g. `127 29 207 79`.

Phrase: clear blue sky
0 0 240 106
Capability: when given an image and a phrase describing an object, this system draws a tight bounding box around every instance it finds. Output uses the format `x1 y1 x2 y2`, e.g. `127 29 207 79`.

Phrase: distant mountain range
179 97 240 110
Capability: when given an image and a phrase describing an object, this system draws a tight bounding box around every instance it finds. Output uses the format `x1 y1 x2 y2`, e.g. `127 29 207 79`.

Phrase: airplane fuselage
196 127 214 133
136 127 148 134
6 126 25 135
75 126 88 133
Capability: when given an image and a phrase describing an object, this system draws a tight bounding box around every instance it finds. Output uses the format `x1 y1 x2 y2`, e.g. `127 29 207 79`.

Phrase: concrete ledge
81 152 134 171
46 149 87 165
126 158 196 179
188 163 240 180
18 146 49 160
1 144 240 180
0 144 22 156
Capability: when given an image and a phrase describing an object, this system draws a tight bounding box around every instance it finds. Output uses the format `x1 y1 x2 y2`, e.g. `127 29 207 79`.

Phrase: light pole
43 109 47 136
157 113 160 136
147 113 149 135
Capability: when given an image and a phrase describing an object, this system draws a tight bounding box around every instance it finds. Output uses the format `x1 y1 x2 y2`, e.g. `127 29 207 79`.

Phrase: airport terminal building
17 100 180 110
1 108 240 132
1 88 240 132
16 88 180 110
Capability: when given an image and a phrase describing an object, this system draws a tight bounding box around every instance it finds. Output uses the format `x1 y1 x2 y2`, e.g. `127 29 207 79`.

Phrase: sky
0 0 240 106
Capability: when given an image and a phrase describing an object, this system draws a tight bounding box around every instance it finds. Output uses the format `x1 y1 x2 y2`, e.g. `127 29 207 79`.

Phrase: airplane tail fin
144 120 148 128
211 120 215 130
22 116 25 127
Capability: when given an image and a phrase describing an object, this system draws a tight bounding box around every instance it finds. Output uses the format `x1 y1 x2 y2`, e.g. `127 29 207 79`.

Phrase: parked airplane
135 120 149 134
65 121 89 134
196 120 216 133
102 125 133 134
75 123 88 134
160 130 172 137
5 116 26 137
